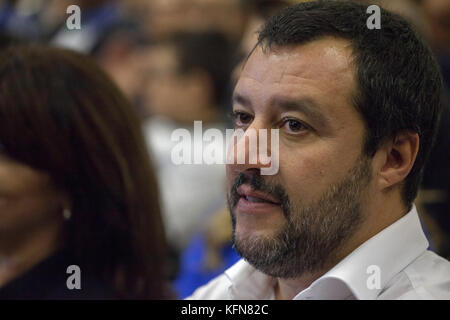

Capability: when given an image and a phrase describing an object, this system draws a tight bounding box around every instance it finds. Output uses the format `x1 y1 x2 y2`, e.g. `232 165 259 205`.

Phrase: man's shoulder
186 274 231 300
187 259 249 300
380 250 450 300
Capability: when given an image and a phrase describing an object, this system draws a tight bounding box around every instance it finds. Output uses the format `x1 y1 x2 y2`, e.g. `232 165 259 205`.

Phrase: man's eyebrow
272 97 329 128
232 93 253 109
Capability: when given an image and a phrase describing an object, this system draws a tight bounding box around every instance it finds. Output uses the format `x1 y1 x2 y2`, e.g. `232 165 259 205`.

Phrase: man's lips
236 184 281 205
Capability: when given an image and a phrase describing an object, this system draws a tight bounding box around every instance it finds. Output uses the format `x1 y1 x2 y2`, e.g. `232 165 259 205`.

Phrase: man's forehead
240 37 355 85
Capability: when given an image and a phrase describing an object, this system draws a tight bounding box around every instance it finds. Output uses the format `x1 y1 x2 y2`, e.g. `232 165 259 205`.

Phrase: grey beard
228 156 371 279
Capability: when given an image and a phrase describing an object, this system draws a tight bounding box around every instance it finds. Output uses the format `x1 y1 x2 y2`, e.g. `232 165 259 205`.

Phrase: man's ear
375 130 419 191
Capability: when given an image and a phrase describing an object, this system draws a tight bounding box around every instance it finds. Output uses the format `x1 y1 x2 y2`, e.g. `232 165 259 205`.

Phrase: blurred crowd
0 0 449 298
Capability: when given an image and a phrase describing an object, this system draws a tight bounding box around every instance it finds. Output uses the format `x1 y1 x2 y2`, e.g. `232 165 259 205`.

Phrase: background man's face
227 37 373 277
141 45 211 123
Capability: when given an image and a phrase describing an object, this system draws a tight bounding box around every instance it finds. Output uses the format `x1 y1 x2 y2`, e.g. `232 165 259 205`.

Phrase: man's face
226 37 372 277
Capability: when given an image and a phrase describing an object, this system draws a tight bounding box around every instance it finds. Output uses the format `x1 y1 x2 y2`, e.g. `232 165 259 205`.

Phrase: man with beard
188 1 450 300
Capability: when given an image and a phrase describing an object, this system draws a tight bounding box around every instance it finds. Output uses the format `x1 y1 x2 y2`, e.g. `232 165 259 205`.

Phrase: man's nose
227 120 274 173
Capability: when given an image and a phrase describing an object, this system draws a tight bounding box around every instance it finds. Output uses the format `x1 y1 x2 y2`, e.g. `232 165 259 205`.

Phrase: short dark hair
171 31 233 107
257 0 443 205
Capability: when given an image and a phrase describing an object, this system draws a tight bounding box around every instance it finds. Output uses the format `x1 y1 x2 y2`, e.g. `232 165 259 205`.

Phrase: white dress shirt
188 205 450 300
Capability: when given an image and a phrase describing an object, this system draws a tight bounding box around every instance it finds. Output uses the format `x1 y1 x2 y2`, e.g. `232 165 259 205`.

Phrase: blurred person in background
49 0 137 56
0 45 171 299
137 32 233 259
0 0 45 40
140 32 233 123
0 0 147 102
0 0 145 59
174 206 241 298
144 0 245 42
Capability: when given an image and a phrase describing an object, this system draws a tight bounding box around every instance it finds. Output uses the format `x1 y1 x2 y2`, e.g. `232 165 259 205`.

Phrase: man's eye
282 118 309 133
232 111 253 126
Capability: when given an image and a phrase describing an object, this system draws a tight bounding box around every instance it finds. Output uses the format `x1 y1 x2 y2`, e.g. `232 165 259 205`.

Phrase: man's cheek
227 161 246 184
281 159 330 201
225 164 236 180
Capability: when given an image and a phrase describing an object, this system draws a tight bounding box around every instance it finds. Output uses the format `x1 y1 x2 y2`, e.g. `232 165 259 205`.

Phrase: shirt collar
294 204 429 300
224 204 429 300
224 259 277 299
